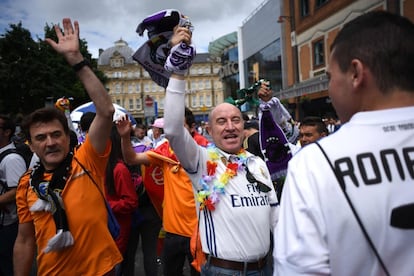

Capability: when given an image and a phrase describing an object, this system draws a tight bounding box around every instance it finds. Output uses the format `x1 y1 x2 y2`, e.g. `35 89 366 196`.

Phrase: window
113 71 122 78
198 68 203 75
136 98 142 110
128 84 133 94
129 99 134 110
144 83 150 92
301 0 310 17
151 83 157 92
199 95 204 106
191 95 197 107
213 66 220 74
205 80 211 89
110 58 124 67
116 99 121 106
313 39 325 68
198 80 204 89
115 83 121 94
206 95 212 106
158 98 164 109
190 68 197 75
136 83 141 93
191 80 197 90
316 0 329 8
204 66 211 74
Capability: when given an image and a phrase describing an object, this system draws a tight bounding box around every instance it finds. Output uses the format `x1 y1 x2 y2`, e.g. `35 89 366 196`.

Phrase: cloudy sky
0 0 266 58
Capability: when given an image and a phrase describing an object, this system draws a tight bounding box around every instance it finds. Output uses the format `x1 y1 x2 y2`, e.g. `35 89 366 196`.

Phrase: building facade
97 39 222 124
277 0 414 120
209 0 285 118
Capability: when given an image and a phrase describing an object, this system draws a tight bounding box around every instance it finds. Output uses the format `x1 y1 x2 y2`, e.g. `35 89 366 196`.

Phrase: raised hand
115 115 132 138
257 81 273 102
169 26 192 46
45 18 82 65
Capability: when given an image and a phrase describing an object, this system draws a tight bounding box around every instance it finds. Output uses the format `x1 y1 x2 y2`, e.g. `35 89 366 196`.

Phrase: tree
0 21 107 116
0 22 42 115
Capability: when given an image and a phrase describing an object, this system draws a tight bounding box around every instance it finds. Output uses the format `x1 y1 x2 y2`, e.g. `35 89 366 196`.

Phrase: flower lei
197 144 247 211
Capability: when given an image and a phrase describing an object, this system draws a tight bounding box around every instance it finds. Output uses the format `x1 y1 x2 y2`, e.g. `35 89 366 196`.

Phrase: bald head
208 103 241 124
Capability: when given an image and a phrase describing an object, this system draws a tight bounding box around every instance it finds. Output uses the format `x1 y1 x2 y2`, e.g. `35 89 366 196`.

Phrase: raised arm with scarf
164 77 279 265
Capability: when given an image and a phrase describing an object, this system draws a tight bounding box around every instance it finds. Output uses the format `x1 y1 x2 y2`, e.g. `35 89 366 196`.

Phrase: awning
275 75 329 100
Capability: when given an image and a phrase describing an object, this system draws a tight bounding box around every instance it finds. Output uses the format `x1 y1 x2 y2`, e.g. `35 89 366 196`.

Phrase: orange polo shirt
16 137 122 275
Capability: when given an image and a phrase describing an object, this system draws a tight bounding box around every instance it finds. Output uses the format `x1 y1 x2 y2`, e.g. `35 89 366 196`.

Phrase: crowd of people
0 10 413 276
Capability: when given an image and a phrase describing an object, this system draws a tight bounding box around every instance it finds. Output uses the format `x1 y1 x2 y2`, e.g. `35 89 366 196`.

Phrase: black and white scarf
29 152 74 253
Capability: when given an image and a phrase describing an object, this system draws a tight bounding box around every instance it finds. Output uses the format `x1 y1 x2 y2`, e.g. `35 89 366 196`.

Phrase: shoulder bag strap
73 156 106 202
315 142 390 276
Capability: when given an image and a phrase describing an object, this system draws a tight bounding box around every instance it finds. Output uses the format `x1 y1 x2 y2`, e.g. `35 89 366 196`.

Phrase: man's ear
4 128 12 139
350 59 365 88
28 142 35 152
206 125 212 136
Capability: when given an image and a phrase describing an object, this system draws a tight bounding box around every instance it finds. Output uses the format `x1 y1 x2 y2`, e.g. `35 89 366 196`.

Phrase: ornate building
276 0 414 119
97 39 223 125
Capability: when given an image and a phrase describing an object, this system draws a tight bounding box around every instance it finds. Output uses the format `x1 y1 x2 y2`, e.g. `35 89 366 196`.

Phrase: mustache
45 147 60 154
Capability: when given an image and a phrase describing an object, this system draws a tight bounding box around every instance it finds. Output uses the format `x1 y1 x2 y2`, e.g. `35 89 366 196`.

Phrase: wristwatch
72 59 91 72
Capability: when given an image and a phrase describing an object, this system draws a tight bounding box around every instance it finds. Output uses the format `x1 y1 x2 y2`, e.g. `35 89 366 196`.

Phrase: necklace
197 144 247 211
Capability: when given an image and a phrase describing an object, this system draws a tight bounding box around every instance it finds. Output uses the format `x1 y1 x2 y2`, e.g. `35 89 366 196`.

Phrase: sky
0 0 266 58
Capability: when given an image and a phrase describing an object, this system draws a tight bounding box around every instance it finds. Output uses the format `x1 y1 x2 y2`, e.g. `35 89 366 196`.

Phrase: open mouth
224 134 238 140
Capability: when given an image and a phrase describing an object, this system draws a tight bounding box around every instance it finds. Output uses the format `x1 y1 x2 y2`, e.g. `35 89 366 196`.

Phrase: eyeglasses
244 164 271 193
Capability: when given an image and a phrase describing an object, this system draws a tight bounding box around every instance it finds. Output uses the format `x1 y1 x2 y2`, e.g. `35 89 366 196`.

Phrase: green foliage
0 21 106 116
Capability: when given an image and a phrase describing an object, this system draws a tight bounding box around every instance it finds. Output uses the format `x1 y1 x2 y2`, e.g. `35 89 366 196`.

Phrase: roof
193 53 211 63
98 39 136 66
208 31 238 58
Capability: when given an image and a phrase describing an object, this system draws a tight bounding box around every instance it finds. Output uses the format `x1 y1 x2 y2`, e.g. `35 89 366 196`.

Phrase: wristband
72 59 91 72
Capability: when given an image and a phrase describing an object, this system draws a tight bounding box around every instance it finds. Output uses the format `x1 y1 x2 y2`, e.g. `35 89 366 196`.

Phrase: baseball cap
152 118 164 128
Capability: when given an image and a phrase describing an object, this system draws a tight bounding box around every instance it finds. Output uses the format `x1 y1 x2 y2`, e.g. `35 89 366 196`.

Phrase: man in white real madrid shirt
274 11 414 276
163 26 279 275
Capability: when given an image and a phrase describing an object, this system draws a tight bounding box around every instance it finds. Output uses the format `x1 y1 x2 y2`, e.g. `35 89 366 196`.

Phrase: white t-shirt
274 106 414 276
164 78 279 262
0 143 27 225
192 147 279 261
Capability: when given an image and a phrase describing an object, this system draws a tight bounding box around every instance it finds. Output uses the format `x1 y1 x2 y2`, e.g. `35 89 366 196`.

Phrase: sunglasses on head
244 164 271 193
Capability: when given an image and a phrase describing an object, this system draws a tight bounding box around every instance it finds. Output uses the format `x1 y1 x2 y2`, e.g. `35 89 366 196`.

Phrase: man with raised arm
163 25 279 275
13 18 122 275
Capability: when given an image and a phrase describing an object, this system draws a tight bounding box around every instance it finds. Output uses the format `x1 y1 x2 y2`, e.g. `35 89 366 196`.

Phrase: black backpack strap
315 142 390 276
0 145 31 168
0 148 18 165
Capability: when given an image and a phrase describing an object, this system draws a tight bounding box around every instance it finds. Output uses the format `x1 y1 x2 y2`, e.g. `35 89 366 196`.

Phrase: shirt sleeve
16 173 32 223
163 78 201 173
274 149 330 275
2 153 27 188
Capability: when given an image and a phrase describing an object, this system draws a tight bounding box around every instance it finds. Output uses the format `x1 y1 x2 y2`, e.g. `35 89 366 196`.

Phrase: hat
152 118 164 128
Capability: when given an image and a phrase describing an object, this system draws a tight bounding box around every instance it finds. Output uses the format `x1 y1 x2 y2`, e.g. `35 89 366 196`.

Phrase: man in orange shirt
13 18 122 275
